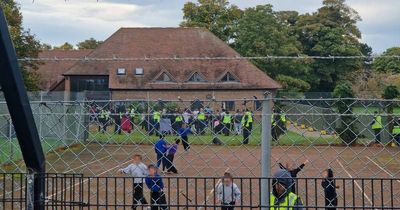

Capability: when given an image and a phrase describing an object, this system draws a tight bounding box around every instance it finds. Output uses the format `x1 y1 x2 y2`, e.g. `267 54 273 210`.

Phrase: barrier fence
0 94 400 209
1 173 399 209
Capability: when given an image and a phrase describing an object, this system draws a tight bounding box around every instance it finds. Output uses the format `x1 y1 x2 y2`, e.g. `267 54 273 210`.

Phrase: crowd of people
118 152 338 210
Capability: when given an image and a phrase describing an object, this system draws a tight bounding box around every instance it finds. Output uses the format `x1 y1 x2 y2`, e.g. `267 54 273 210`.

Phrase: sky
17 0 400 53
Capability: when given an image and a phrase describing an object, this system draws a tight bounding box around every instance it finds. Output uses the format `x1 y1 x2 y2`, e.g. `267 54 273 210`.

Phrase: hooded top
321 169 338 206
272 169 303 210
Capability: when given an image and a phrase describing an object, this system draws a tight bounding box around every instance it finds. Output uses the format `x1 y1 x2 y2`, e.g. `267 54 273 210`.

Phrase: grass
87 125 342 146
352 107 400 114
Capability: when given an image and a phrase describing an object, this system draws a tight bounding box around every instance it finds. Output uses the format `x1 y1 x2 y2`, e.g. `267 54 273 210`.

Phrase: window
155 72 173 82
117 68 126 75
70 76 109 92
135 68 144 75
191 99 203 110
220 72 239 82
188 72 206 82
222 101 235 111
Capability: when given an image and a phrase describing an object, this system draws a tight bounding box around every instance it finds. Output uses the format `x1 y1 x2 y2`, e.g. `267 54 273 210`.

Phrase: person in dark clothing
154 136 168 172
178 123 191 151
270 169 303 210
145 165 167 210
321 169 338 210
278 160 309 193
165 139 180 174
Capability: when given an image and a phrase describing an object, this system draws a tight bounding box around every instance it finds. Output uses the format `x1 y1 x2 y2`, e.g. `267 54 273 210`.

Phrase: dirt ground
35 143 400 209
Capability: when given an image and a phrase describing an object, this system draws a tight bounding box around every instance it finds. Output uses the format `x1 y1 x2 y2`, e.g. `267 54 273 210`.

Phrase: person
233 110 242 135
98 108 109 133
371 111 382 144
151 110 161 136
154 135 168 171
278 160 309 193
222 111 232 136
178 123 191 151
118 154 148 209
145 164 167 210
182 109 191 125
321 169 338 210
165 139 180 174
121 108 133 133
216 172 241 210
392 118 400 146
241 109 253 144
173 110 183 135
270 169 303 210
113 105 123 135
197 108 207 135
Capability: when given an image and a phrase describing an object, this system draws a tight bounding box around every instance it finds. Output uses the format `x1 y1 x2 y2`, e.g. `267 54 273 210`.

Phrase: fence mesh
0 92 400 209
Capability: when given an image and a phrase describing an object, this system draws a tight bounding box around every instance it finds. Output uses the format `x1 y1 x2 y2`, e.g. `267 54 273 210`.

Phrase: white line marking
46 158 132 200
197 167 230 210
336 159 375 208
365 156 400 183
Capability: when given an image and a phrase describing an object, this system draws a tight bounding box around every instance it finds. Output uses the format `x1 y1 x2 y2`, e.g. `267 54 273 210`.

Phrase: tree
234 4 312 91
76 38 103 49
181 0 243 42
332 83 358 145
54 42 74 50
383 85 400 136
296 0 363 91
40 43 52 50
373 47 400 73
1 0 42 91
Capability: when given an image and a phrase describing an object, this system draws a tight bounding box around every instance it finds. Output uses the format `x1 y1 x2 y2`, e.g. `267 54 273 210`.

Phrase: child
154 135 168 171
216 172 241 210
118 154 148 210
165 139 180 174
178 123 191 151
322 169 338 210
145 164 167 210
278 160 309 193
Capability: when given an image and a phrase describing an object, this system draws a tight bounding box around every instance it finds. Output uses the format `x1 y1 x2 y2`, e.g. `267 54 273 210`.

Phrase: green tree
1 0 42 91
40 43 52 50
76 38 103 49
383 85 400 135
234 5 312 91
181 0 243 42
332 83 358 145
296 0 363 91
54 42 74 50
373 47 400 73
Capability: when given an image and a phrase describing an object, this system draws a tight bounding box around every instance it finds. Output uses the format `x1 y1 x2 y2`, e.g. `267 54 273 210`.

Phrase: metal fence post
261 92 272 210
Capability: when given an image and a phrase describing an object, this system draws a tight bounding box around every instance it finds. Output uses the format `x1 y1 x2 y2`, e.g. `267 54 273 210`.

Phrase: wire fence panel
0 93 400 209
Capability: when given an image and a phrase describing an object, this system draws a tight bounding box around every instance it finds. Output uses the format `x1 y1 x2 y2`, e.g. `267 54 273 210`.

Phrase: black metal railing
1 173 399 209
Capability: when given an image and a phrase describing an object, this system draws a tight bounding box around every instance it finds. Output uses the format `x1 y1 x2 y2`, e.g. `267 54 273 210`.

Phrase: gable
188 72 207 82
154 71 175 83
219 72 239 82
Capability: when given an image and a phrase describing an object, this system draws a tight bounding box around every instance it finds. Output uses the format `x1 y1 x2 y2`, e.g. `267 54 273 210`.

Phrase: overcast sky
17 0 400 53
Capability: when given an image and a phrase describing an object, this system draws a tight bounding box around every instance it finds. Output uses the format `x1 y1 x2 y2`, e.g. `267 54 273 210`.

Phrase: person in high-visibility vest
222 111 232 136
113 105 124 135
241 109 253 144
98 108 107 133
151 110 161 136
392 118 400 146
197 108 206 135
270 169 303 210
174 111 183 134
371 111 383 143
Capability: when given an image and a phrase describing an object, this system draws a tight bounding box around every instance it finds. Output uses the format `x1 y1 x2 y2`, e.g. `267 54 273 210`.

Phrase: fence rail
1 173 399 209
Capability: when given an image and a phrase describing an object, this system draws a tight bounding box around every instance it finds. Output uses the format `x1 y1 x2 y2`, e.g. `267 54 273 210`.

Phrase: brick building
39 27 280 110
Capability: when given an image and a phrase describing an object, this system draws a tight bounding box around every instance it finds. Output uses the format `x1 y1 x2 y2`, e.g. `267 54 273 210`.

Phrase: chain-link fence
0 93 400 209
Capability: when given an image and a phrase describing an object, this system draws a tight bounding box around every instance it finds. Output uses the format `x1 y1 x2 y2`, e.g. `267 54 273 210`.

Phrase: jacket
271 169 303 210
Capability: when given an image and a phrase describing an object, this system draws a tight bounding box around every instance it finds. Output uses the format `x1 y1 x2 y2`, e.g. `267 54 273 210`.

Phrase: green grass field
352 106 400 114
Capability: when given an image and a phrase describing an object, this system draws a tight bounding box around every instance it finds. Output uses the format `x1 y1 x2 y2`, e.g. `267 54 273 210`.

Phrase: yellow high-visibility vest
223 114 232 124
280 114 286 123
270 192 299 210
153 111 161 122
393 126 400 135
372 115 383 129
198 112 206 120
175 115 183 122
241 111 253 127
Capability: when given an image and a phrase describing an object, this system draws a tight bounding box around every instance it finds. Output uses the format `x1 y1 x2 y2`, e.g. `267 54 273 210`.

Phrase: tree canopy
76 38 103 49
1 0 41 91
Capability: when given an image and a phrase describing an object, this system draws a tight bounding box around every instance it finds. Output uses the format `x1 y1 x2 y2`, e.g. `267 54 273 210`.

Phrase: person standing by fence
321 169 338 210
371 111 383 144
197 108 206 135
145 164 167 210
270 169 303 210
233 110 242 135
178 123 191 151
154 136 168 171
118 154 148 210
216 172 241 210
222 111 232 136
278 160 309 193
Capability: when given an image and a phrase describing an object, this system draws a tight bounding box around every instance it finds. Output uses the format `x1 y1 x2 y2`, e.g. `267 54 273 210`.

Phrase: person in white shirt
119 154 149 209
216 172 241 210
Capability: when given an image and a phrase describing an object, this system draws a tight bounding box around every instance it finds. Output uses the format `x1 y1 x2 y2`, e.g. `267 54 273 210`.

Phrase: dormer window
135 68 144 76
117 68 126 75
188 72 207 82
155 72 174 82
219 72 239 82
